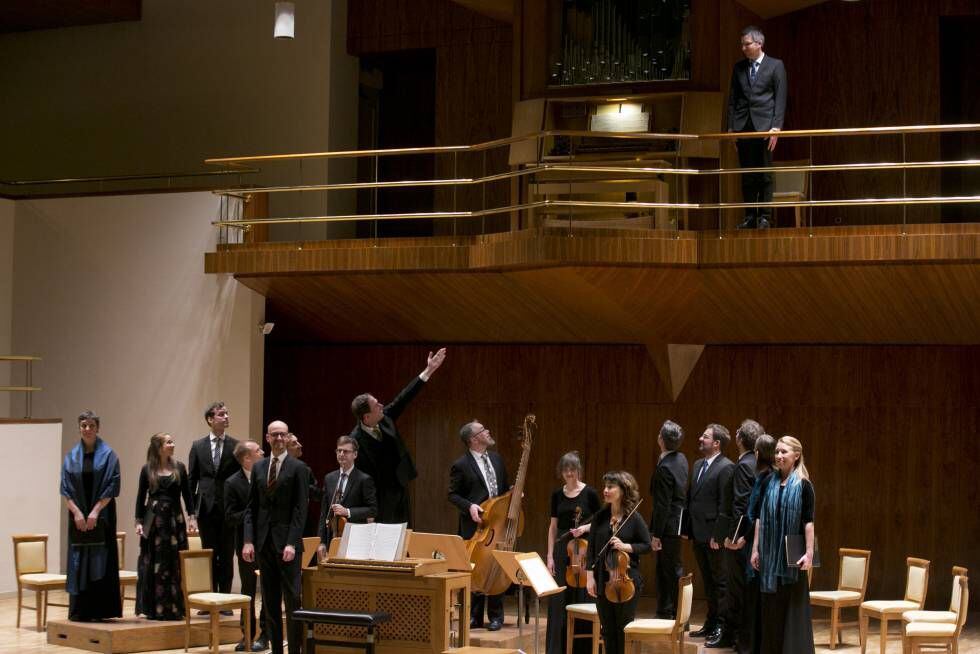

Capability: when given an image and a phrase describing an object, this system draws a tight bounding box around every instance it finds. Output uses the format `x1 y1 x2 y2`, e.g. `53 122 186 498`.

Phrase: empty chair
860 557 929 654
623 573 693 654
902 573 969 654
179 549 251 654
810 547 871 649
903 566 968 626
565 603 603 654
771 159 811 227
116 531 139 606
13 534 67 631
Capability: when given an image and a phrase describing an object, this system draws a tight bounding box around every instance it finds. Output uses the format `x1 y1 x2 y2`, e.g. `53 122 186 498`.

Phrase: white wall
0 199 13 417
0 422 62 595
11 192 265 572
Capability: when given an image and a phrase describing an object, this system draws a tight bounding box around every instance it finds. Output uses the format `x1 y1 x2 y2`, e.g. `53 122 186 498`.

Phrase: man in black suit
316 435 378 560
728 25 787 229
687 424 735 644
649 419 688 619
286 433 321 537
243 421 309 654
448 420 509 631
350 347 446 525
188 401 241 594
225 440 269 652
708 419 762 649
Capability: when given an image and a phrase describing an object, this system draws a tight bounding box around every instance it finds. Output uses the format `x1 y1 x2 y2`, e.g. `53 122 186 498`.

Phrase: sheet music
371 523 407 561
338 522 407 561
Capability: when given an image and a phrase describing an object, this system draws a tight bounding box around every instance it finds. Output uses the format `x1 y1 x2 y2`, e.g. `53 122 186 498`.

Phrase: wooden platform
46 615 241 654
467 618 702 654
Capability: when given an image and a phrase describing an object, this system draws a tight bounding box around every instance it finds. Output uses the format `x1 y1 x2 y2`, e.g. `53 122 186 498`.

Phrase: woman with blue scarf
749 435 815 653
60 410 122 622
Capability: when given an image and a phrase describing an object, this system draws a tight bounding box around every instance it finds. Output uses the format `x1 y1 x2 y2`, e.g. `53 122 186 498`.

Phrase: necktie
371 427 382 441
338 472 348 499
268 457 279 487
482 454 498 497
696 460 710 486
750 61 759 84
212 438 222 469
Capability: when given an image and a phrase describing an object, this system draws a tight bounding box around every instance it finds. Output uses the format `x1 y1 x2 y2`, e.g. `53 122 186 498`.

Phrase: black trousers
693 540 728 628
736 118 774 221
725 546 749 637
655 536 684 618
737 574 762 654
237 549 268 640
258 540 303 654
199 504 236 593
470 592 504 624
595 590 639 654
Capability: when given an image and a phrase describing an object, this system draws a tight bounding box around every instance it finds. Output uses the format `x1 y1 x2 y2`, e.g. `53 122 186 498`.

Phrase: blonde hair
778 435 810 481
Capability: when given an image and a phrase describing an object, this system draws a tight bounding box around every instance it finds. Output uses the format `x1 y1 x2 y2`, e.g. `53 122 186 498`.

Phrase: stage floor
1 591 977 654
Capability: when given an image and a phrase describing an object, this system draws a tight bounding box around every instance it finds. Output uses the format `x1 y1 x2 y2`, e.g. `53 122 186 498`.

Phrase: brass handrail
1 168 259 187
204 124 980 165
0 355 41 419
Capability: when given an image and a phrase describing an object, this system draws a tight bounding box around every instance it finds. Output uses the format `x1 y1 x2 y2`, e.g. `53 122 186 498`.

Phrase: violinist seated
316 436 378 561
586 471 652 654
545 451 601 654
448 420 510 631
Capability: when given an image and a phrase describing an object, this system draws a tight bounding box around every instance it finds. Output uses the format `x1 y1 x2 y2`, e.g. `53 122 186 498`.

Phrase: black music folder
785 535 821 568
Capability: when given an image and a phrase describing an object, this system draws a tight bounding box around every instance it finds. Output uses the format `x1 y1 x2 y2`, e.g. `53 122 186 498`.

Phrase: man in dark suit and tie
648 419 688 619
224 440 269 652
316 435 378 560
243 421 309 654
188 401 241 594
350 347 446 525
709 419 762 649
448 420 510 631
687 424 735 644
728 26 787 229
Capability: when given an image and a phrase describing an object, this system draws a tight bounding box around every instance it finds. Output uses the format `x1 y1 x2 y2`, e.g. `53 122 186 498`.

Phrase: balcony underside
205 223 980 345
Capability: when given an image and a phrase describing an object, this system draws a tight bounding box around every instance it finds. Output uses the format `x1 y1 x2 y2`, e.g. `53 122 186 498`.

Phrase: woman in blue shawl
749 435 815 653
60 410 122 622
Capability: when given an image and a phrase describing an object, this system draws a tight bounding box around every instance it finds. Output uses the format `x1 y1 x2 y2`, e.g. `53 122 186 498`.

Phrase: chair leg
185 610 191 652
879 616 888 654
593 617 601 654
35 590 42 632
210 610 220 654
566 615 574 654
243 603 252 652
830 606 839 649
41 590 48 629
16 586 22 628
859 611 868 653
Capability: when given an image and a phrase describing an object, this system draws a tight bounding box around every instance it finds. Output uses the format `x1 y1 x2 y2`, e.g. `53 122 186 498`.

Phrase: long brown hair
601 470 641 516
146 432 179 491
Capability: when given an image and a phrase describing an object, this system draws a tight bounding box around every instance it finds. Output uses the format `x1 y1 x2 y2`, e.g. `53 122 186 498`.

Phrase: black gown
546 485 602 654
135 464 193 620
68 452 122 621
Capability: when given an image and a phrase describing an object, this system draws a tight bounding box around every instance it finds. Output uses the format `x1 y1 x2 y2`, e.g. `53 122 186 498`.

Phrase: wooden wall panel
265 342 980 605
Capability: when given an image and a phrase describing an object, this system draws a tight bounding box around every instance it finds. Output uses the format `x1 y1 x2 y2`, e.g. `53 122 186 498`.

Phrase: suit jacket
649 450 689 539
687 454 734 544
351 376 424 489
317 467 378 544
223 469 251 551
243 454 309 553
719 451 757 541
727 54 787 132
448 450 509 540
187 434 241 515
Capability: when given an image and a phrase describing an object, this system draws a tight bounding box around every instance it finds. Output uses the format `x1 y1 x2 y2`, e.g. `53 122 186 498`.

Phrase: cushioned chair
565 603 603 654
12 533 67 631
902 573 969 654
902 566 968 627
116 531 139 606
179 548 251 654
772 159 811 227
860 557 929 654
810 547 872 649
623 573 693 654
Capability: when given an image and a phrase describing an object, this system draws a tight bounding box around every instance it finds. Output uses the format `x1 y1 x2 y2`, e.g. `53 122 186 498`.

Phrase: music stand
492 550 565 654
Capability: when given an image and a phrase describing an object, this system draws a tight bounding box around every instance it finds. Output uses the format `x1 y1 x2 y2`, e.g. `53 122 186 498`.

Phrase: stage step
46 615 242 653
467 620 702 653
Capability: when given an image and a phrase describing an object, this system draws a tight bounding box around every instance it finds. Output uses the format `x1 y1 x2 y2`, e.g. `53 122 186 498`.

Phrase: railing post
452 152 459 244
25 359 32 419
901 133 908 231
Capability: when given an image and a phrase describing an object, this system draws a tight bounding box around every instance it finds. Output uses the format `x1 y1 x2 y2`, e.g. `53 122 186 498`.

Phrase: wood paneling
264 342 980 606
206 224 980 345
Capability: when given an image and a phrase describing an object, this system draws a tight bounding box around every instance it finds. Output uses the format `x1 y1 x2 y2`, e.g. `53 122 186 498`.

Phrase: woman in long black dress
135 432 197 620
60 410 123 622
586 471 651 654
750 435 815 654
545 451 601 654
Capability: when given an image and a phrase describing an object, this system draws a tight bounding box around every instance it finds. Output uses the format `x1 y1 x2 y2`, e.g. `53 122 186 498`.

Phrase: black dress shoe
706 628 735 648
220 609 234 616
235 640 247 652
251 636 269 651
487 618 504 631
737 216 757 230
469 618 484 629
196 610 209 616
690 622 715 638
757 217 770 229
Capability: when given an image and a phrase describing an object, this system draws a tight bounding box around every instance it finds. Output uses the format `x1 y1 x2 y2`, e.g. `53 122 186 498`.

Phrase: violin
595 499 642 604
565 506 588 588
328 475 347 540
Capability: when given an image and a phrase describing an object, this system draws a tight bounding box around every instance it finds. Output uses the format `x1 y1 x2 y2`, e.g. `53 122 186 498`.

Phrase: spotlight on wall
260 322 275 335
274 2 295 39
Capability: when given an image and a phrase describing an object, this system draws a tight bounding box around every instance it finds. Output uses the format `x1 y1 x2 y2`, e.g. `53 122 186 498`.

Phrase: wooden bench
292 609 391 654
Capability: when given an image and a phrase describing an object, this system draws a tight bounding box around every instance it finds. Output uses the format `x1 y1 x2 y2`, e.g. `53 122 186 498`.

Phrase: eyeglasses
474 428 489 437
336 448 355 455
269 431 288 438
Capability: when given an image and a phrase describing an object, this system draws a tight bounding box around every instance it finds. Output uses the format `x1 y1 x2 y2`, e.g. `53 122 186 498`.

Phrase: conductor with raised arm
350 348 446 524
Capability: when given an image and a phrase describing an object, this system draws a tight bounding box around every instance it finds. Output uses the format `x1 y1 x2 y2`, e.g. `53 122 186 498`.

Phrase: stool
292 609 391 654
566 603 603 654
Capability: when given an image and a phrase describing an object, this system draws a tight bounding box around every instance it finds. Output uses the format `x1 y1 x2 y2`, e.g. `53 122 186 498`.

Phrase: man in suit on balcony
728 26 787 229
